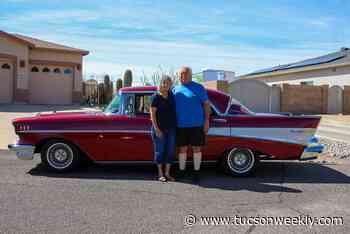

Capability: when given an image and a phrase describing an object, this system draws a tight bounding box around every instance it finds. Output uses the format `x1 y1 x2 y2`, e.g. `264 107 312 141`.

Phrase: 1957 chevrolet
8 86 324 176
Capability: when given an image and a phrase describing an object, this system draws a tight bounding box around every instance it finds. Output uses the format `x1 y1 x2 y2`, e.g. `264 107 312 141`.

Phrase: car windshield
104 94 121 113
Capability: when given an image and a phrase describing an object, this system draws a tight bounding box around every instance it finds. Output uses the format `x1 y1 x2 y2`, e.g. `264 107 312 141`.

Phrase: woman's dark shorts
176 127 206 147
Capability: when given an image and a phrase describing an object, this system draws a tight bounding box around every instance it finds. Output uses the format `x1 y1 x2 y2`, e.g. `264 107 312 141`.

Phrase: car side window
210 106 218 117
228 104 243 115
135 94 152 115
124 94 135 116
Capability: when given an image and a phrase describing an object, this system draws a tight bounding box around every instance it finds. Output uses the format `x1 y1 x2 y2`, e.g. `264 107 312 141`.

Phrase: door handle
120 136 134 140
212 119 227 123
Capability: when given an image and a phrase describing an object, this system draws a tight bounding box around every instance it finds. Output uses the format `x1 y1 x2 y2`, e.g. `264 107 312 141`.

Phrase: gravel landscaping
319 137 350 159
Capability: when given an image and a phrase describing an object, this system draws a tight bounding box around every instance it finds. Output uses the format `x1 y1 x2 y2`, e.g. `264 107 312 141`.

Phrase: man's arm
203 100 210 134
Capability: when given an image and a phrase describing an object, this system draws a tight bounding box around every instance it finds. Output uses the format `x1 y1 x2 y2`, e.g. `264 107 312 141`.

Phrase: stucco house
239 47 350 86
0 30 89 104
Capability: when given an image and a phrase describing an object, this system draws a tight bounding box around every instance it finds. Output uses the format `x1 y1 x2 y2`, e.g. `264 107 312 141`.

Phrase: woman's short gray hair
158 75 173 89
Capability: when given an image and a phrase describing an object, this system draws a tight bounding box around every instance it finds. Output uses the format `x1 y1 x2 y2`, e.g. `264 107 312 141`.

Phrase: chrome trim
210 103 224 116
299 137 324 161
224 97 232 115
8 144 35 160
17 130 152 134
120 91 156 94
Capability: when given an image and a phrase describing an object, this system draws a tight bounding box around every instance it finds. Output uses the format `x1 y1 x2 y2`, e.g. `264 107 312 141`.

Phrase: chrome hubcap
46 143 74 169
227 148 255 174
233 153 247 166
54 149 68 162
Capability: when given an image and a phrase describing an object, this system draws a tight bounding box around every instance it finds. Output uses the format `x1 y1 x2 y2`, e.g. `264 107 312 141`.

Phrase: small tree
123 69 133 87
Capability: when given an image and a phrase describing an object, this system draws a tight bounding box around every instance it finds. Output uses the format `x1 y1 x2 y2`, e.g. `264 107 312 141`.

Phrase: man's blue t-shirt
172 81 209 128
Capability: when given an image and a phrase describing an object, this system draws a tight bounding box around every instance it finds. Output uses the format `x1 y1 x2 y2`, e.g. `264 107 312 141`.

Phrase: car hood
13 111 104 124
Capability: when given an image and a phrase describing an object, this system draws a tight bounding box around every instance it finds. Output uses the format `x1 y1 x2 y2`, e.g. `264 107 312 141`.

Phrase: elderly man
173 66 210 183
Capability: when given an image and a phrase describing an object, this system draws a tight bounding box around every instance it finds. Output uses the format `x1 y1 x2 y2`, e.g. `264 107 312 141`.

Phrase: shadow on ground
27 161 350 193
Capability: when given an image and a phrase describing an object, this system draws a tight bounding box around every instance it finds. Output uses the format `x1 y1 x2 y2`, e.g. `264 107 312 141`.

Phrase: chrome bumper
8 144 35 160
300 137 324 161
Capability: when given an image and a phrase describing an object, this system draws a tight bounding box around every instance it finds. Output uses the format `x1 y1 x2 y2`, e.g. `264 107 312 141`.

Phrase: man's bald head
179 66 192 85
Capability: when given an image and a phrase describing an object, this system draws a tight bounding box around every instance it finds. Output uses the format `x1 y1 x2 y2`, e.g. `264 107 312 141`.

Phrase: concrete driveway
317 115 350 142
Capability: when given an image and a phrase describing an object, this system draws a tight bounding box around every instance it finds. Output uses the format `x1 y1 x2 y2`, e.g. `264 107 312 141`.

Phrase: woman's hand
155 128 163 138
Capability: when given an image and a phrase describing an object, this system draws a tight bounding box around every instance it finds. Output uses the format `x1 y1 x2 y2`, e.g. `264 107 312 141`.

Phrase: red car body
8 86 323 175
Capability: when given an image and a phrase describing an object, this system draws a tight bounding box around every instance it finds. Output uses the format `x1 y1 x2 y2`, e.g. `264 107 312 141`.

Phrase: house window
64 68 72 75
54 68 61 73
31 66 39 72
20 60 26 68
42 67 50 73
1 63 11 69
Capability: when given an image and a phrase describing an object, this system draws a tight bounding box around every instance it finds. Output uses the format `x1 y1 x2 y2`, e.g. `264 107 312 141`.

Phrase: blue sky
1 0 349 81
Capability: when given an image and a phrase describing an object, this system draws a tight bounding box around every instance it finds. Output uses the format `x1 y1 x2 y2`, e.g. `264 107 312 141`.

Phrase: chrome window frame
108 90 254 117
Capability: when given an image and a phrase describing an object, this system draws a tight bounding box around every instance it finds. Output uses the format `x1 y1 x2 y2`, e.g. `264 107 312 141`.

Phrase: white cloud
1 3 348 81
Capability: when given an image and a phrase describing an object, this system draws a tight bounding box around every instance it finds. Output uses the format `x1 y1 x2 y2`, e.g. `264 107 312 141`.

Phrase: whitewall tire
41 140 81 172
223 148 259 176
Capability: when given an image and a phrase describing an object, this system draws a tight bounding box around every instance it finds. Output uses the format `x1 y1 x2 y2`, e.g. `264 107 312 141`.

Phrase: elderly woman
150 75 177 182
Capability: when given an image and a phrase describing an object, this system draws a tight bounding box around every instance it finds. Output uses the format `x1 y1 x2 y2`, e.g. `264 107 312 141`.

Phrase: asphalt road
1 150 349 233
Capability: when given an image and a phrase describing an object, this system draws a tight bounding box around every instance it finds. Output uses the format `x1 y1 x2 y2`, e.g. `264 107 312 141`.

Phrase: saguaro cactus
123 69 133 87
103 75 113 103
98 83 105 105
116 78 123 91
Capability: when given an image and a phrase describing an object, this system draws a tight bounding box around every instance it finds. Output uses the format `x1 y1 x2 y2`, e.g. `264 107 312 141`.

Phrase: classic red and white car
8 86 324 176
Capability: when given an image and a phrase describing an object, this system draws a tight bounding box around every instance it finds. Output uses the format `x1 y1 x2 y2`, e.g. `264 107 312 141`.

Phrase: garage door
0 59 13 104
29 65 73 105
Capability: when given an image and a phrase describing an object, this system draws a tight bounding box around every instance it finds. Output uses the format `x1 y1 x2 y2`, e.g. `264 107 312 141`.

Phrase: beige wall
229 79 272 113
0 35 29 89
254 65 350 86
203 80 229 93
29 49 82 63
29 49 83 92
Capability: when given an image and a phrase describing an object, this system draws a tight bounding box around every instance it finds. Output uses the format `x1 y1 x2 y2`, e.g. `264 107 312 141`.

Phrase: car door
202 106 231 160
103 92 154 161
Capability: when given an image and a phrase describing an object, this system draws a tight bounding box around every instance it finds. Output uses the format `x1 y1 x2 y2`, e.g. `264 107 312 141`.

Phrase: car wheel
223 148 259 177
41 140 81 172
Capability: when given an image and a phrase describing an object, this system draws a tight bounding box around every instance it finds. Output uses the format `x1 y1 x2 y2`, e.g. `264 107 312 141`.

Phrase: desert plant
123 69 133 87
109 81 114 98
98 83 105 105
116 78 123 91
103 75 113 103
